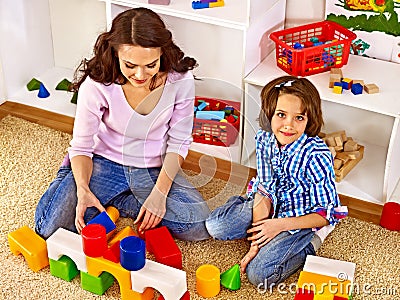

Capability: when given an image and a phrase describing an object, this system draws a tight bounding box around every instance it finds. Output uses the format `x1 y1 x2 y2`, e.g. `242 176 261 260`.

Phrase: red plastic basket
193 97 240 147
269 20 356 76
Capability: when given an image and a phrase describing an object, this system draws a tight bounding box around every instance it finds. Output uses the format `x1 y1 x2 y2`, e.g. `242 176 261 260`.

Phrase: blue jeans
35 155 211 240
205 195 316 287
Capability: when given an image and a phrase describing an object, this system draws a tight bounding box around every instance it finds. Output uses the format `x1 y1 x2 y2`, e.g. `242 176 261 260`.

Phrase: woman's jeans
205 195 316 287
35 155 211 240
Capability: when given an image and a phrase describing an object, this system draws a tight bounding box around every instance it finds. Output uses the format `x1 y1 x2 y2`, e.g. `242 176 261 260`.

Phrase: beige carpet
1 115 399 300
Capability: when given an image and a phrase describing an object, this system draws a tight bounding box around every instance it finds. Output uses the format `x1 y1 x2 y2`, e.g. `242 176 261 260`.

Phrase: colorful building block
131 259 187 300
38 82 50 98
120 236 146 271
341 78 353 90
351 83 363 95
294 288 314 299
364 83 379 94
81 223 108 258
192 0 224 9
196 264 220 298
157 290 190 300
196 110 225 121
26 78 42 91
49 255 79 281
145 226 182 269
108 226 137 247
103 241 121 263
46 227 88 272
8 226 49 272
81 270 114 295
87 211 117 234
220 264 241 290
333 85 343 94
55 78 71 91
86 255 154 300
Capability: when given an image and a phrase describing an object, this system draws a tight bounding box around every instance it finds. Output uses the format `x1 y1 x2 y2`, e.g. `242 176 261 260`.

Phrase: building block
120 236 146 271
297 271 352 299
192 0 224 9
8 226 49 272
196 264 220 298
26 78 42 91
38 82 50 98
55 78 71 91
351 83 363 95
106 206 120 223
220 264 241 290
81 270 114 295
87 211 117 234
108 226 137 247
70 91 78 104
82 223 108 257
103 241 121 263
157 290 190 300
130 259 187 300
148 0 170 4
380 201 400 231
333 85 342 94
145 226 182 269
294 288 314 299
86 255 154 300
49 255 79 281
364 83 379 94
341 78 353 90
46 227 88 272
196 110 225 121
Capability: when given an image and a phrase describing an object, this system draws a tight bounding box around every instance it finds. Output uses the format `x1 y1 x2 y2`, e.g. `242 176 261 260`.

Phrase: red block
294 288 314 299
145 226 182 269
158 290 190 300
103 241 120 263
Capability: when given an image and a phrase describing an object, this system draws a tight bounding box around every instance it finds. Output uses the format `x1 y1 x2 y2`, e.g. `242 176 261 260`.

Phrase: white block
46 228 87 272
130 260 187 300
303 255 356 282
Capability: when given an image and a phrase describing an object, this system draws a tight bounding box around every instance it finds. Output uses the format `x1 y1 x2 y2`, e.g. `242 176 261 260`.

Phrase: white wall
285 0 326 28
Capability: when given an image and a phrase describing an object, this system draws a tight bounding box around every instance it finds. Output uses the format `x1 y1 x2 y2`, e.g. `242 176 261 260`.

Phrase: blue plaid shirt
248 129 344 233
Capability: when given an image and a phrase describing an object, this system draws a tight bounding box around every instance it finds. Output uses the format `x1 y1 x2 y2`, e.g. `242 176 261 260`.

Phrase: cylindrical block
106 206 120 223
120 236 146 271
81 224 107 257
196 264 220 298
380 202 400 231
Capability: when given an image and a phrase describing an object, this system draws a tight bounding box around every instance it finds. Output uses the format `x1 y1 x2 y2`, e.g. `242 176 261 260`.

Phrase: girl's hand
240 244 259 273
247 218 286 248
134 187 167 234
75 187 105 233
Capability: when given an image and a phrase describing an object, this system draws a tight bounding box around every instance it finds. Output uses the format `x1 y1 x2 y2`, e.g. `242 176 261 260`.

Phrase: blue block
87 211 116 234
196 110 225 121
197 101 208 111
192 1 209 9
38 83 50 98
351 83 363 95
334 81 343 87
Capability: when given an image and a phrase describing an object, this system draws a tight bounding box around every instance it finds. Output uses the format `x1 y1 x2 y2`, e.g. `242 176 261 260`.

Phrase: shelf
105 0 249 29
245 53 400 118
8 67 77 118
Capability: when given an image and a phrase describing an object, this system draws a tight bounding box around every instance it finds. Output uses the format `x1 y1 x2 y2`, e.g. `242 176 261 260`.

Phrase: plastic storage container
269 20 356 76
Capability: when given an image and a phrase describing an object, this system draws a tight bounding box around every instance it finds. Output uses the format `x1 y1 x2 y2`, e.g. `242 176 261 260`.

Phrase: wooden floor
0 100 383 224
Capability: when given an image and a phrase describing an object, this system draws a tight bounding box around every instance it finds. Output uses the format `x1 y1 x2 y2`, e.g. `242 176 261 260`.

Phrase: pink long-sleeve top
68 71 195 168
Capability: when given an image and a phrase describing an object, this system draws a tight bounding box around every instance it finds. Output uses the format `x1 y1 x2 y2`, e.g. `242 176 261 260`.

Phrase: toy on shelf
320 130 364 182
26 78 42 91
328 68 379 95
55 78 71 91
38 83 50 98
196 264 220 298
192 0 224 9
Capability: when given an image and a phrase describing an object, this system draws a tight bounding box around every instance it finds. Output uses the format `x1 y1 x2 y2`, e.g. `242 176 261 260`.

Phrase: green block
220 264 241 290
70 92 78 104
81 271 114 295
26 78 42 91
49 255 79 282
55 78 71 91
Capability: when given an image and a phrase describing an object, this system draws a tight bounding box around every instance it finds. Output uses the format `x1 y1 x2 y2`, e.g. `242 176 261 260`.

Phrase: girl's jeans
35 155 211 240
205 195 316 287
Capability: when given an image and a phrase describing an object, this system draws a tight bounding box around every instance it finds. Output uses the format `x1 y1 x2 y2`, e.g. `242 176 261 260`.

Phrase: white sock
311 224 335 251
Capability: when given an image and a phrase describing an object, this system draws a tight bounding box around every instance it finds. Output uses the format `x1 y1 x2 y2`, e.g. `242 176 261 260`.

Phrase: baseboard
1 101 383 225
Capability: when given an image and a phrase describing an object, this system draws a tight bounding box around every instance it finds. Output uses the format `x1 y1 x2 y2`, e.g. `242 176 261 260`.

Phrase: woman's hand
247 218 286 248
240 244 259 273
134 187 167 234
75 187 105 233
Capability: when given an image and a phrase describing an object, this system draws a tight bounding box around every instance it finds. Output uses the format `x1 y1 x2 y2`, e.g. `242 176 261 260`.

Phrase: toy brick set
192 96 240 147
328 68 379 95
320 130 364 182
8 206 241 299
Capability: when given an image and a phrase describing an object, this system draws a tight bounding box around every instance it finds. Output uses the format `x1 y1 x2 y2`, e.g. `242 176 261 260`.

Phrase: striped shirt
248 129 346 233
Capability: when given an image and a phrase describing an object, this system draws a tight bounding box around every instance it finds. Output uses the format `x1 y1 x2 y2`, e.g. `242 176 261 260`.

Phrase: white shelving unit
103 0 286 163
243 52 400 205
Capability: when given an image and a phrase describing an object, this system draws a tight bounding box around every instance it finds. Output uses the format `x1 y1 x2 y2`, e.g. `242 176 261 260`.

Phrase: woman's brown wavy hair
258 75 324 137
71 7 197 92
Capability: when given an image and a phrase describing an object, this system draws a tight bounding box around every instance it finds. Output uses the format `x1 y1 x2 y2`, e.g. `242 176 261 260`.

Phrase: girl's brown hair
258 75 323 136
71 7 197 92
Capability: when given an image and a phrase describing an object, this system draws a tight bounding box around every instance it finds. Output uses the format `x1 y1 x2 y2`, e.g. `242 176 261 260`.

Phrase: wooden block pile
320 130 364 182
329 68 379 95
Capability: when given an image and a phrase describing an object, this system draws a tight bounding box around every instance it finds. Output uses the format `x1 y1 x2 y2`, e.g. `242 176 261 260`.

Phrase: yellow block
87 256 153 300
209 0 224 7
333 85 342 94
196 264 220 298
8 226 49 272
297 271 352 299
108 226 137 247
106 206 120 223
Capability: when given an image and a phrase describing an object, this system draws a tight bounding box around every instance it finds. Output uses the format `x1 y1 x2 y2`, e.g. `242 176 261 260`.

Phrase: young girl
206 75 347 288
35 7 211 241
